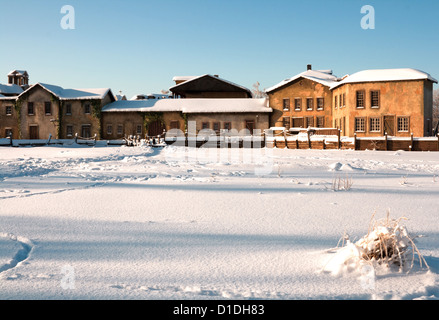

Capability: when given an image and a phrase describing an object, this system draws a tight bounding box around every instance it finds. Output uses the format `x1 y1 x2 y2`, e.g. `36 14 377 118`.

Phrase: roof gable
266 70 339 93
18 83 114 101
169 74 252 97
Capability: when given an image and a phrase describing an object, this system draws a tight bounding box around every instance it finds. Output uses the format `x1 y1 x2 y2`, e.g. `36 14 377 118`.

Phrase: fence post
337 129 341 149
410 133 414 152
354 133 357 150
437 133 439 152
384 133 388 151
307 130 311 149
283 130 288 149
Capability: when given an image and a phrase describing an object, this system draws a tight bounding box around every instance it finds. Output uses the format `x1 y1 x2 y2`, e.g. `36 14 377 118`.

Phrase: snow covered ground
0 144 438 300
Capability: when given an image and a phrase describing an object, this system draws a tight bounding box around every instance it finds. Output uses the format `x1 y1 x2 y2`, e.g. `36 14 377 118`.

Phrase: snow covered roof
330 68 438 89
18 83 113 101
102 98 272 114
130 93 171 100
265 69 339 93
8 70 28 76
0 83 24 95
172 76 198 82
169 74 252 96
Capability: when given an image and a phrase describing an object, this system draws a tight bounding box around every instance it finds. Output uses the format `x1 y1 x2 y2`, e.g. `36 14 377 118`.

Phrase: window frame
84 103 91 115
65 103 72 116
317 97 324 111
356 90 365 109
6 105 13 116
397 116 410 132
294 98 302 111
306 98 313 111
66 125 73 137
369 117 381 133
27 102 34 115
371 90 380 109
45 101 52 115
355 117 366 132
283 98 290 111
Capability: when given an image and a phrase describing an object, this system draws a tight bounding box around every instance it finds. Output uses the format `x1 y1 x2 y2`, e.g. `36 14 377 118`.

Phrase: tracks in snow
0 233 34 275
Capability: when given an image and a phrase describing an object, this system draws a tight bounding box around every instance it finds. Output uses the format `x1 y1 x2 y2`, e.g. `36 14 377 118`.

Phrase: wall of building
19 87 59 139
332 80 428 137
187 113 269 134
61 100 101 139
184 92 250 99
268 78 333 130
0 99 19 139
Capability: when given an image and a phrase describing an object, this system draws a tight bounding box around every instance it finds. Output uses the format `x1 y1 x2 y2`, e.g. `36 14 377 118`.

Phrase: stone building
266 65 437 137
331 69 437 137
266 65 337 130
15 83 114 139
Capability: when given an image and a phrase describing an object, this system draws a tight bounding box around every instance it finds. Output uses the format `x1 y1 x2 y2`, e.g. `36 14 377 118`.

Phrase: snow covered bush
324 212 429 277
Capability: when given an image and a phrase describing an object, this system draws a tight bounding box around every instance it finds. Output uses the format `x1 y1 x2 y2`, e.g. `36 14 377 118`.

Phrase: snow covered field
0 144 438 300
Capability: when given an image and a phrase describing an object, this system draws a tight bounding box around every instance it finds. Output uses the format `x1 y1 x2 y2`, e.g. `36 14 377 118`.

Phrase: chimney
307 64 312 71
214 75 219 78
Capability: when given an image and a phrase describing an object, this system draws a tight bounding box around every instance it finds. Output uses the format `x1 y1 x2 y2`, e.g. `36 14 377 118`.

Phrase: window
136 125 143 135
342 93 346 107
117 125 123 136
107 125 113 135
370 117 381 132
28 102 34 115
334 96 338 109
282 117 290 128
306 98 313 111
84 103 91 114
294 98 302 111
201 122 210 130
305 116 314 128
6 106 12 115
66 104 72 115
371 91 380 108
356 91 365 109
66 125 73 137
5 128 13 138
317 98 324 110
316 116 325 128
292 117 304 128
224 122 232 131
397 117 410 132
213 122 220 132
45 102 52 115
283 99 290 111
355 117 366 132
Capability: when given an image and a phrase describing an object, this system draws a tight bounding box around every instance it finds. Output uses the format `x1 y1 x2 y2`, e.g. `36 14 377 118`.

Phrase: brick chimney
307 64 312 71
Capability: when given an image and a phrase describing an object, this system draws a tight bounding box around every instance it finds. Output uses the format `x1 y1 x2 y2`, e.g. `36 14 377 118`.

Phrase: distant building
169 74 252 99
14 83 115 139
8 70 29 89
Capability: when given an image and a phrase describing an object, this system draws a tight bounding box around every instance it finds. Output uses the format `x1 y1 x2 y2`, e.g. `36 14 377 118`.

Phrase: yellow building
266 66 437 137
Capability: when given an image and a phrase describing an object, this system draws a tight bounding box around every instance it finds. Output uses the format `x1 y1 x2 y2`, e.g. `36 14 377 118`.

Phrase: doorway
384 116 395 136
29 126 39 140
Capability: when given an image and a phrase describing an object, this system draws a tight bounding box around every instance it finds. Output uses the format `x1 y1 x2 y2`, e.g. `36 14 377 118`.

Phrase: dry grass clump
353 212 428 272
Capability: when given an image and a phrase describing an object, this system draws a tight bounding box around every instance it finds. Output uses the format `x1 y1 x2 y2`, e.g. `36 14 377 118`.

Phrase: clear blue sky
1 0 438 99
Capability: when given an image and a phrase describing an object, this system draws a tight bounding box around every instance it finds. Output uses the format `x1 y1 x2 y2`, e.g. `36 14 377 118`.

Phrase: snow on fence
266 128 439 152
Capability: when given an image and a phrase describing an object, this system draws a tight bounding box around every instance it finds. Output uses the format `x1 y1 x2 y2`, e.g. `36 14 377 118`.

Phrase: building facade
266 66 437 137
